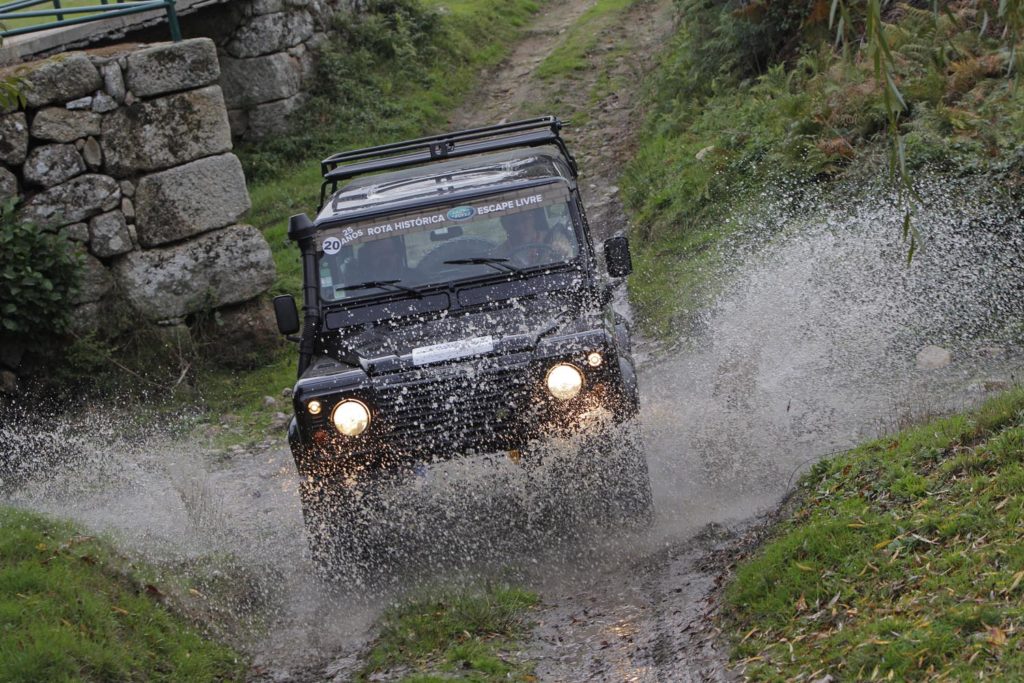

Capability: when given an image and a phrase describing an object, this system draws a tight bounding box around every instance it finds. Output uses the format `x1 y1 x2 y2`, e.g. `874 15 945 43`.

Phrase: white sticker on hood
412 336 494 366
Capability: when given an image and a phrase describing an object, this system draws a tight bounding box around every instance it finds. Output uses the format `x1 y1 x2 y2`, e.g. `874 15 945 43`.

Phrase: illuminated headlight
546 363 584 400
307 400 322 415
332 399 370 436
586 352 603 368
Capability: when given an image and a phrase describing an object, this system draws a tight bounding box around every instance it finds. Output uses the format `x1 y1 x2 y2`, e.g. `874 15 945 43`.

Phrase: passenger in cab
494 207 573 266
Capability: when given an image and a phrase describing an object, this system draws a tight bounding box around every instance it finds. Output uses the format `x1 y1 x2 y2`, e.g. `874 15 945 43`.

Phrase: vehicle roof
315 145 574 226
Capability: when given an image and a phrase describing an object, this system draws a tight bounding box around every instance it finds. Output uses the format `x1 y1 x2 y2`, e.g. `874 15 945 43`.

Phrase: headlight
307 400 322 415
546 363 583 400
332 399 370 436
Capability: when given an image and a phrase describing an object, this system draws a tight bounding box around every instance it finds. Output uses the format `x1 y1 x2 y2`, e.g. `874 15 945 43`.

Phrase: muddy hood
332 296 597 365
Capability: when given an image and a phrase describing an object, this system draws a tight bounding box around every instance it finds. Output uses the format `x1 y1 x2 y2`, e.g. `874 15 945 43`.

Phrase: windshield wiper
534 307 572 345
443 257 521 274
339 279 423 299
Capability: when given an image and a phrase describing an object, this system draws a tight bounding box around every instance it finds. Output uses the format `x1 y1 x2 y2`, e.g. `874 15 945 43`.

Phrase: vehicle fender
617 353 640 416
614 314 633 355
287 415 309 471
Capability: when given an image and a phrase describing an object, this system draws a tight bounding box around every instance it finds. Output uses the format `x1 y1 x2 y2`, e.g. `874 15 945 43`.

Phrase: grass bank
0 506 245 681
621 0 1024 338
725 387 1024 680
358 584 539 681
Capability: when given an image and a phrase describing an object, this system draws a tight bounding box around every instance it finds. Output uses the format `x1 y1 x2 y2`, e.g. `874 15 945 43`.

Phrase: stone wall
0 38 278 392
1 0 354 141
214 0 351 140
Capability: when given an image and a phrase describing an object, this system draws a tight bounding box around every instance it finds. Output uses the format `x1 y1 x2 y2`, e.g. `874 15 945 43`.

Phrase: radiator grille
371 363 536 457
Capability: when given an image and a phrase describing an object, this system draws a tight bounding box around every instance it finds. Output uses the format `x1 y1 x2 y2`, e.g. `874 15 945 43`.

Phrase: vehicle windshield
316 184 580 302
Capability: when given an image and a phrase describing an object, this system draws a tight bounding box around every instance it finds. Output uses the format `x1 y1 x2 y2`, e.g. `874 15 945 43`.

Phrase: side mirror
603 235 632 278
273 295 300 335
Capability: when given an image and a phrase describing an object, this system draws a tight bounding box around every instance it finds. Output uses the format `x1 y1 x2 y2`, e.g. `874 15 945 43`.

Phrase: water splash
641 175 1023 530
0 408 650 676
1 175 1021 676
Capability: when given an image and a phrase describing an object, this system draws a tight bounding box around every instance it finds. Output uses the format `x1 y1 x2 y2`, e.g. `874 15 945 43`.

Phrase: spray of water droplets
1 175 1021 676
641 175 1023 530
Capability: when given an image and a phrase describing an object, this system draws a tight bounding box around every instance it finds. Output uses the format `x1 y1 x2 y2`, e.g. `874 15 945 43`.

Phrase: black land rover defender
273 117 651 571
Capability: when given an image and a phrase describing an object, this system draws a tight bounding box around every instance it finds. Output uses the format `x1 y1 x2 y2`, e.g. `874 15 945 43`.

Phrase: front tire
300 477 389 585
525 420 653 536
597 422 654 526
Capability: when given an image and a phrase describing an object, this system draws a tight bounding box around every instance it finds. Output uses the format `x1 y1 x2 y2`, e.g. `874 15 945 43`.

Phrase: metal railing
0 0 180 41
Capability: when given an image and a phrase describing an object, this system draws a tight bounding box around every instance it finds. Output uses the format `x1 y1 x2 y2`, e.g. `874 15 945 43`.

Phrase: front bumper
289 350 638 479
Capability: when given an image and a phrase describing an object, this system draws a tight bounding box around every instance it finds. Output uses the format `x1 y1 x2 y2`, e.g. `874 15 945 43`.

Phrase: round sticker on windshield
447 206 475 220
322 236 342 255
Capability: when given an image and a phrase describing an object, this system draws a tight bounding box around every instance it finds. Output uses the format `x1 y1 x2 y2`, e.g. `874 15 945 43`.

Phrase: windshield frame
313 179 590 307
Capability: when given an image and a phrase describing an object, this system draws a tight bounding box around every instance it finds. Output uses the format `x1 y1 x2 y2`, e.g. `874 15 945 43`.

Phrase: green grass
621 1 1024 338
725 387 1024 681
535 0 638 80
358 584 539 681
190 348 296 447
0 506 245 682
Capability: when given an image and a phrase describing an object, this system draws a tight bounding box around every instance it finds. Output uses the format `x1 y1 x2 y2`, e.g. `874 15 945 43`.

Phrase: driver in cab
494 207 573 266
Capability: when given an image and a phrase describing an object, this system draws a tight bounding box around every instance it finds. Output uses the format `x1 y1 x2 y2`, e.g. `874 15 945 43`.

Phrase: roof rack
319 116 578 187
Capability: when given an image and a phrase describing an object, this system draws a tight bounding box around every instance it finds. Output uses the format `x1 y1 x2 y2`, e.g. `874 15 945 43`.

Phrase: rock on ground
225 11 314 58
19 174 119 229
125 38 221 98
246 93 306 138
219 52 301 108
0 113 28 166
88 210 132 258
916 345 953 370
17 52 101 108
30 108 101 143
100 86 232 175
0 167 18 201
195 297 282 369
22 144 86 188
72 250 114 304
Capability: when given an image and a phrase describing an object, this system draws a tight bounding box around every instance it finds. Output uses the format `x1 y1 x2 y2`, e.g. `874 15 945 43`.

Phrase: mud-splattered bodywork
281 119 640 486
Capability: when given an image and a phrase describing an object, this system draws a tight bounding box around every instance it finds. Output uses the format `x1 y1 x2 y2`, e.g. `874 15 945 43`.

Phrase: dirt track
451 0 673 243
451 0 746 679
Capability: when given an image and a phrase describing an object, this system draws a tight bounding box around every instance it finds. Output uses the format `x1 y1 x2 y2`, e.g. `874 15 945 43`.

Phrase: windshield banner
318 184 570 254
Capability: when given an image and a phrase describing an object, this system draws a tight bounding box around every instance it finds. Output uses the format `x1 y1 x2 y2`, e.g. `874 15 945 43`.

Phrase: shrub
659 0 823 104
0 202 81 341
240 0 443 181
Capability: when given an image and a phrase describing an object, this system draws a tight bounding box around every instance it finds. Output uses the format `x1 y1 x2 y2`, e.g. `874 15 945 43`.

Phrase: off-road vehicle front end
272 117 651 575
